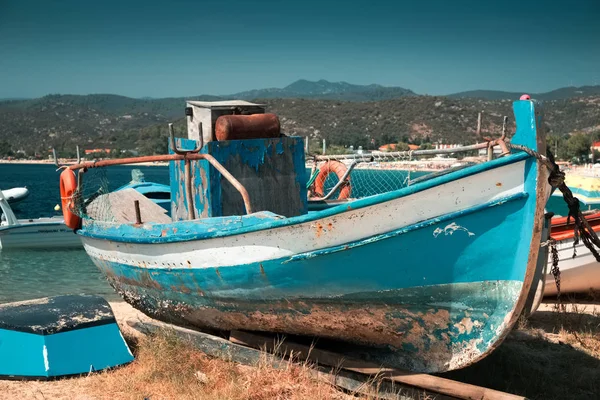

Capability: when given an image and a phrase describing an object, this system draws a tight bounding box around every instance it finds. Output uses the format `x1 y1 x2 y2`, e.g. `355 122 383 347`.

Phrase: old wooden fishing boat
115 169 171 213
61 98 552 373
0 295 133 379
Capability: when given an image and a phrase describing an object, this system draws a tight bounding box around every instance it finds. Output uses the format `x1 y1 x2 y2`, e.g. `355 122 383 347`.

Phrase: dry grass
82 330 361 400
0 330 375 400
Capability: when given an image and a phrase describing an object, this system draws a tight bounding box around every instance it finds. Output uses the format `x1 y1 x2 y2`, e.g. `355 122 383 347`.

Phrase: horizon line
2 79 599 100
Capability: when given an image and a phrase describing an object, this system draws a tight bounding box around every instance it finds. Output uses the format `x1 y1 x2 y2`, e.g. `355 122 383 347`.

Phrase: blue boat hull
0 295 133 379
85 160 546 372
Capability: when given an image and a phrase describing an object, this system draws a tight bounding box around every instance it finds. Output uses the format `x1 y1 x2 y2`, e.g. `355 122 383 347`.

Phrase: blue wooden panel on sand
44 323 133 377
0 295 133 379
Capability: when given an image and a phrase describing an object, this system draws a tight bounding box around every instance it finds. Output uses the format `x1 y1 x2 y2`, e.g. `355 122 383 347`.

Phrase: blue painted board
169 136 308 220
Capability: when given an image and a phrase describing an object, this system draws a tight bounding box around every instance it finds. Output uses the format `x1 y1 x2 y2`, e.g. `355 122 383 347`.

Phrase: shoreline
0 159 169 167
1 158 493 173
1 159 450 172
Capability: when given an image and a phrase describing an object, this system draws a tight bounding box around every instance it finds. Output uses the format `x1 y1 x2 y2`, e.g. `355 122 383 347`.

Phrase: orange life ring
312 160 351 199
60 169 81 230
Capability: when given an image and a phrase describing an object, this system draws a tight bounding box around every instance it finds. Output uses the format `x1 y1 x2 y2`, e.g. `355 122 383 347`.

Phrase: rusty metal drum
215 114 280 141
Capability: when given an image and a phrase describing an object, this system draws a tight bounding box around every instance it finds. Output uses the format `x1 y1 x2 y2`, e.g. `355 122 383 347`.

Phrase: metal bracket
168 123 203 220
169 123 202 155
53 146 81 171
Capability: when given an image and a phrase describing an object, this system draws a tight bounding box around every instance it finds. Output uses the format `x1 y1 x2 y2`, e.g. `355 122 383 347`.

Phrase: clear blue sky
0 0 598 98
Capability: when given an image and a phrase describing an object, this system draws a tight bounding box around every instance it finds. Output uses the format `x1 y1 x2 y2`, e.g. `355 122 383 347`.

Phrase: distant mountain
538 85 600 100
449 85 600 101
228 79 416 101
5 80 599 104
2 79 600 158
1 90 599 159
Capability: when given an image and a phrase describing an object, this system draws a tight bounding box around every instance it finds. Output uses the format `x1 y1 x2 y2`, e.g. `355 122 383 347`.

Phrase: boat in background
545 212 600 296
0 190 81 250
0 187 29 205
550 173 600 210
115 169 170 213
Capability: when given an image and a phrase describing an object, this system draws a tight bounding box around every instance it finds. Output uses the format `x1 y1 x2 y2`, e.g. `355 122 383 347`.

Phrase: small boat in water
62 98 554 373
0 190 81 250
545 212 600 296
0 187 29 205
115 169 170 213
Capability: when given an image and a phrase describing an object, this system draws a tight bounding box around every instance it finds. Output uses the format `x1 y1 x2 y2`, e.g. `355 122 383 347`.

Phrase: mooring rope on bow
509 143 600 260
508 142 600 300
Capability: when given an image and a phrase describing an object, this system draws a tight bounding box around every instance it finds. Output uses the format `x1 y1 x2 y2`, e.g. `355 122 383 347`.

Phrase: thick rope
508 142 600 300
509 143 600 260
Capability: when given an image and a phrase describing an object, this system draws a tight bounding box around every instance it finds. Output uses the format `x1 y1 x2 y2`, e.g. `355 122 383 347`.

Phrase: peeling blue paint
88 192 532 299
284 191 526 264
168 136 307 219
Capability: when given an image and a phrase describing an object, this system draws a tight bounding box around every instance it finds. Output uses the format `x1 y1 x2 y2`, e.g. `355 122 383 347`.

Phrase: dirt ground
0 301 598 400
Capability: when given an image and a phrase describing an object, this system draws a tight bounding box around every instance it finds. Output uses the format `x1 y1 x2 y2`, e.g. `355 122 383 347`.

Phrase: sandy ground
0 300 598 399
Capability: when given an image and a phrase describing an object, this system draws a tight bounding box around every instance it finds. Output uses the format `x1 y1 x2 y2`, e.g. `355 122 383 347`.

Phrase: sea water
0 164 169 303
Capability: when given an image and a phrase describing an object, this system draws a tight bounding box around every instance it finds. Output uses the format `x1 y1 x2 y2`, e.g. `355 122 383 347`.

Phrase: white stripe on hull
545 237 600 295
83 160 527 269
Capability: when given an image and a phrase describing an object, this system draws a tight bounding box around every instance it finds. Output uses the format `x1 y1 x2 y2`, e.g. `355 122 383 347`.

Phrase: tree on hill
566 133 591 163
0 141 13 157
395 142 410 151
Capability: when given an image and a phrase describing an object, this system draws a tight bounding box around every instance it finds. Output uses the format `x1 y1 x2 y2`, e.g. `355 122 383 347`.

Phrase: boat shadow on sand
441 303 600 400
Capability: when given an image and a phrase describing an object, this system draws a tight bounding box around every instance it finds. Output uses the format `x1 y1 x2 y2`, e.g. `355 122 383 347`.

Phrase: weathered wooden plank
128 320 443 400
169 138 198 221
229 331 526 400
215 137 308 217
170 136 308 220
87 189 170 223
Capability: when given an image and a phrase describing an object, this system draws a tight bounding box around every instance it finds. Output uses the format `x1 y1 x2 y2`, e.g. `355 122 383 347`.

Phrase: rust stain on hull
103 277 520 373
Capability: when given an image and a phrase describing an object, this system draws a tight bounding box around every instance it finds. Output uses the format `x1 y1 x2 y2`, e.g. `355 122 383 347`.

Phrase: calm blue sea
0 163 577 304
0 163 170 303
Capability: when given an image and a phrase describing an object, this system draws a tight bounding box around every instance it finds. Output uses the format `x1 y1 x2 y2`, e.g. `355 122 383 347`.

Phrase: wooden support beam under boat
128 320 455 400
229 330 527 400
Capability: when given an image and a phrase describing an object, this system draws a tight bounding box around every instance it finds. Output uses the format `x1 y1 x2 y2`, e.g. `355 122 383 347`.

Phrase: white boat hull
0 187 29 204
0 219 82 250
545 236 600 295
